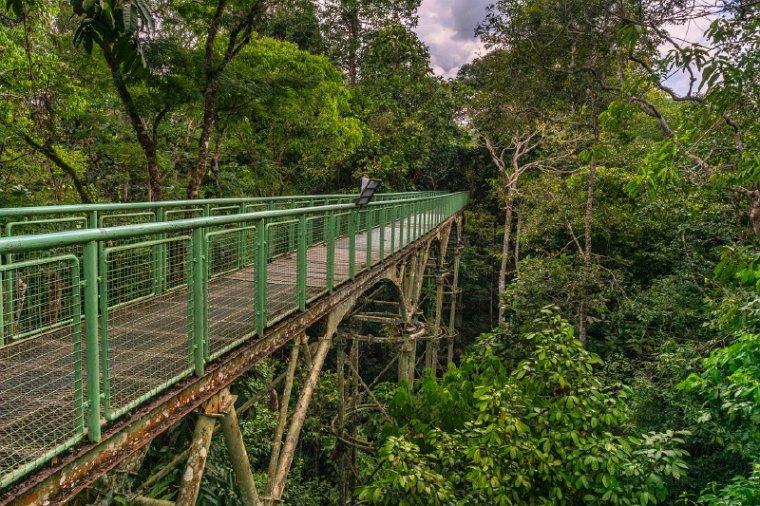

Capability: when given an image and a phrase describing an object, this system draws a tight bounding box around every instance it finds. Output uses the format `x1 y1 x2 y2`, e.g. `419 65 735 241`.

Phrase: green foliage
71 0 153 75
361 312 690 504
680 332 760 460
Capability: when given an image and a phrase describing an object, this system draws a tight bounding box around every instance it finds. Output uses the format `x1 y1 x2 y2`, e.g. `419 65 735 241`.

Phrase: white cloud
415 0 716 91
416 0 490 79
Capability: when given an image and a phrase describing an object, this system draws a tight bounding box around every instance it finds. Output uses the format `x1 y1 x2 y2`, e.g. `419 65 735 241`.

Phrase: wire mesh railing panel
165 208 204 221
101 237 192 420
333 212 352 286
266 221 298 324
306 216 328 302
4 216 87 239
355 209 374 272
99 212 155 228
0 192 469 489
390 207 400 254
210 206 239 216
245 203 268 214
206 227 257 360
4 218 86 273
0 256 83 488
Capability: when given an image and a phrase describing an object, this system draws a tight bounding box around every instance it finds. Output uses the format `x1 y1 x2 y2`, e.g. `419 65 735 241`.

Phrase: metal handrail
0 191 468 490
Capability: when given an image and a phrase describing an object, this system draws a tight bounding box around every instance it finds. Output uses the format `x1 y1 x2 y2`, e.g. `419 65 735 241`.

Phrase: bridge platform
0 192 468 504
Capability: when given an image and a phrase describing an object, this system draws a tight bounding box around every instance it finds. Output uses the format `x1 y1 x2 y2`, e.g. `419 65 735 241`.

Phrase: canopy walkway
0 191 468 505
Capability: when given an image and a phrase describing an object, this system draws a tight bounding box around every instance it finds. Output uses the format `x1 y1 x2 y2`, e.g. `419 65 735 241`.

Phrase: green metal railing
0 191 468 490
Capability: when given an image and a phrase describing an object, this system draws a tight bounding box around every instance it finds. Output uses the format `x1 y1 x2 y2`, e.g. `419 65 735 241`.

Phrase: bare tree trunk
579 153 596 346
497 189 515 324
187 0 261 199
514 210 521 279
187 80 219 199
268 336 333 501
210 127 224 197
735 188 760 236
101 45 163 201
346 8 359 86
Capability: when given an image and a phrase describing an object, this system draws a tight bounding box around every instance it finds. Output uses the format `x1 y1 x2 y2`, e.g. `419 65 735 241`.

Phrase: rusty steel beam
0 215 461 506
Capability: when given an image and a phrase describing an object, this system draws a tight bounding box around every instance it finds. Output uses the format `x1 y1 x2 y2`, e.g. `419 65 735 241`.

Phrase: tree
360 312 690 504
462 50 582 323
479 0 619 342
1 1 94 202
217 37 363 195
349 24 459 190
317 0 421 85
184 0 267 199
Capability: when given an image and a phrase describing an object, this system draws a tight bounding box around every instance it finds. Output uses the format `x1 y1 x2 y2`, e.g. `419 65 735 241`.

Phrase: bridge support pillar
176 395 222 506
266 331 334 503
176 389 260 505
220 398 261 506
447 243 463 366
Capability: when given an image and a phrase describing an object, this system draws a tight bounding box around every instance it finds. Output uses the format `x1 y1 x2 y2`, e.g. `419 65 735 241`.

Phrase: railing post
327 213 336 292
413 201 419 240
390 207 397 254
0 267 4 345
255 218 268 336
399 205 405 248
365 207 374 270
349 209 357 280
153 207 166 295
237 203 247 269
84 237 102 442
98 234 112 418
379 206 386 261
297 214 307 311
407 202 413 243
191 227 207 375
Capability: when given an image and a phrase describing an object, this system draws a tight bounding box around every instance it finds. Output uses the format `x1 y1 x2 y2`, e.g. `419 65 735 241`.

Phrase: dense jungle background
1 0 759 504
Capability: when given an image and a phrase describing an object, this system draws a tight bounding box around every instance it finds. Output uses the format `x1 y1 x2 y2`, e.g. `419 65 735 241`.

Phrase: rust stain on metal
0 216 459 506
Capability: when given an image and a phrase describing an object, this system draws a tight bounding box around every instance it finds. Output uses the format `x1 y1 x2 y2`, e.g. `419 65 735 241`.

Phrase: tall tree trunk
345 5 359 86
498 188 515 324
187 80 219 199
578 153 596 346
101 45 163 201
514 209 521 279
186 0 224 201
210 127 224 197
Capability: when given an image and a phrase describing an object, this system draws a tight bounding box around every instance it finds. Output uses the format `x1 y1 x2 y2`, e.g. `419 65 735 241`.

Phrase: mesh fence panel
4 219 86 310
102 237 192 420
245 203 268 214
355 209 369 272
393 206 403 254
306 216 328 302
0 256 83 487
210 206 239 216
334 212 352 286
207 226 256 360
99 212 154 229
165 208 203 222
266 221 298 324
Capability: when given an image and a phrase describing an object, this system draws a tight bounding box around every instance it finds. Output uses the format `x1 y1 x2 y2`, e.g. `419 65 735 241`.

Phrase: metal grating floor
0 217 428 486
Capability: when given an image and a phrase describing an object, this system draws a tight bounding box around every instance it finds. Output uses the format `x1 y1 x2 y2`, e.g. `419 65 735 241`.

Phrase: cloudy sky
416 0 491 78
415 0 711 92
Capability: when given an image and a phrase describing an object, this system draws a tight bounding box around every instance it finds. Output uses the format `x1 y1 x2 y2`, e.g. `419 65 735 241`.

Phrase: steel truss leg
176 389 261 506
175 402 218 506
447 244 463 366
266 332 333 503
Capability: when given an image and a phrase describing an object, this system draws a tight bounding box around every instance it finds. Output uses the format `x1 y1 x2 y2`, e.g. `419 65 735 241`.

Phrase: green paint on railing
0 192 469 491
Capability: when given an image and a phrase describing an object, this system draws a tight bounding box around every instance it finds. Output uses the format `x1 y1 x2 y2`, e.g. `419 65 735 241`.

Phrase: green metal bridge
0 191 468 505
